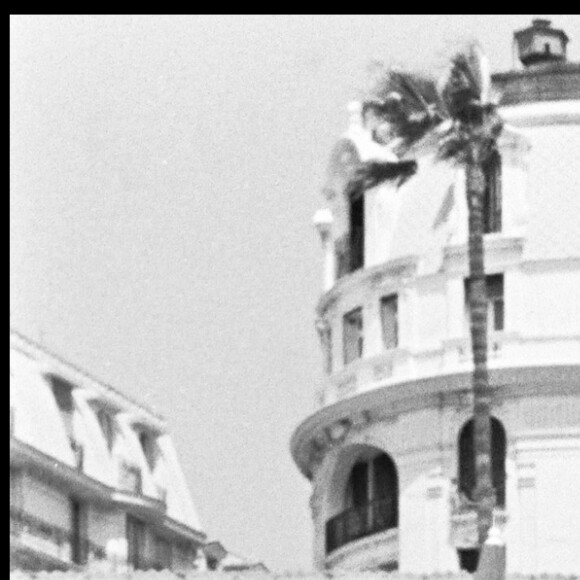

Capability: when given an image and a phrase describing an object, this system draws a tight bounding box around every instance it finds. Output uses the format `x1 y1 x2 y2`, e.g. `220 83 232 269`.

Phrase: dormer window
96 408 116 452
483 151 502 234
119 460 142 494
139 431 158 471
49 375 75 440
48 375 83 470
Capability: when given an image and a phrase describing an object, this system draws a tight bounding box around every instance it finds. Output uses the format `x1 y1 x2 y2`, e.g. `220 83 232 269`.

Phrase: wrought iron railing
10 506 106 565
325 498 397 554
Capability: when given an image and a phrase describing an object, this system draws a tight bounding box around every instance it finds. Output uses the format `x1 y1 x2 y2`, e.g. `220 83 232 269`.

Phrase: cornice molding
499 99 580 127
317 256 418 316
291 365 580 479
325 527 398 569
10 437 205 544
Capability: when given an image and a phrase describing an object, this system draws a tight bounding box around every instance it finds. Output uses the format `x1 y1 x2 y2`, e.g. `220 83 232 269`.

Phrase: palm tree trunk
465 162 495 548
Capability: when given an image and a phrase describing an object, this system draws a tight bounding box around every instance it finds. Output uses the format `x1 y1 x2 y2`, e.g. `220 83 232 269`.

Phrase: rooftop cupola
514 19 569 68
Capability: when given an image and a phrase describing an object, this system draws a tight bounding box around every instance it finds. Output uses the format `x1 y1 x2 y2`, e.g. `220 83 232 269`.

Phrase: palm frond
364 66 443 150
354 159 418 189
439 42 491 122
436 132 471 164
435 42 504 165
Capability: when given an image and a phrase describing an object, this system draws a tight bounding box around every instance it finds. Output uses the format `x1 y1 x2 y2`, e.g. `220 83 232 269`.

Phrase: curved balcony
291 364 578 479
321 333 580 408
325 498 397 554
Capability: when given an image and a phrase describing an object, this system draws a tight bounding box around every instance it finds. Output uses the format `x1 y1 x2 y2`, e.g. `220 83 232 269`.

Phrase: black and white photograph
10 14 580 579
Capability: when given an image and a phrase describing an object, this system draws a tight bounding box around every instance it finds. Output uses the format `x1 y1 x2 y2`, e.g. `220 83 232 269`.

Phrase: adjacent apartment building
10 329 206 573
291 19 580 575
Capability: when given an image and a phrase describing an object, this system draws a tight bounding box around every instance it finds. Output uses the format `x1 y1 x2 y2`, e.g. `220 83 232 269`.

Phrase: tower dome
291 21 580 576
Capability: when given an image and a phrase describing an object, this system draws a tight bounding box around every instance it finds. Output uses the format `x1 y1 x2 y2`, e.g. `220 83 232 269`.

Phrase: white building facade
10 329 207 573
291 20 580 576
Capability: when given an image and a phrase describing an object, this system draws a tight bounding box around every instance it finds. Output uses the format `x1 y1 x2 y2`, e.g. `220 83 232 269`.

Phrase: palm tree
436 44 503 553
362 44 503 557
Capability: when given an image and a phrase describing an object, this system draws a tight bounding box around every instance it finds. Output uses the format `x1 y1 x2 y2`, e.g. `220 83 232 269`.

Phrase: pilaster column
310 472 327 570
446 277 465 340
313 209 335 291
515 459 537 574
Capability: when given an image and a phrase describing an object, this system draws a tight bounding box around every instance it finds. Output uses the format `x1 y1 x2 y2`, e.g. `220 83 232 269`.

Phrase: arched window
458 416 506 507
326 451 398 554
483 151 502 234
456 417 506 573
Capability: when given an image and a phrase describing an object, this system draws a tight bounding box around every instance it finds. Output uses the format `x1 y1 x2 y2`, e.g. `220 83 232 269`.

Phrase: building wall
87 506 125 554
10 332 206 573
303 100 580 573
309 392 580 573
21 474 71 528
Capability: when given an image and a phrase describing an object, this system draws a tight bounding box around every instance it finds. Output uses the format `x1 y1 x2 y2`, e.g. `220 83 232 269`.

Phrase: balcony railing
325 498 397 554
10 506 106 566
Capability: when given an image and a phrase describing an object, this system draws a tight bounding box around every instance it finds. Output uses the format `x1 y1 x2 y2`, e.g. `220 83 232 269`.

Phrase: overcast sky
10 15 580 572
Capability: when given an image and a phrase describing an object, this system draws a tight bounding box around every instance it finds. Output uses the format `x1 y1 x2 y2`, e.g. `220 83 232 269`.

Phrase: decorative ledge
325 527 398 570
317 256 418 315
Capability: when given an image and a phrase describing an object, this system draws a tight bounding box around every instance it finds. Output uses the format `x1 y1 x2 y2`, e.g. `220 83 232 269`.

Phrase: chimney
514 19 569 68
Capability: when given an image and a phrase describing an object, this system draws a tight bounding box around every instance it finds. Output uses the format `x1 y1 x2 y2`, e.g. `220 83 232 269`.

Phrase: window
49 376 75 442
458 417 507 507
119 461 142 494
465 274 505 332
343 307 363 364
345 454 398 512
139 432 157 471
70 499 87 565
315 318 333 375
127 515 147 570
486 274 504 331
325 327 333 374
154 536 173 571
483 152 502 233
349 189 365 272
10 468 22 509
326 449 398 555
49 375 83 467
380 295 398 349
456 417 507 573
97 409 115 452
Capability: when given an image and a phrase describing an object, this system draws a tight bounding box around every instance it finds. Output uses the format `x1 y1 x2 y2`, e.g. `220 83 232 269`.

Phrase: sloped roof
10 330 204 536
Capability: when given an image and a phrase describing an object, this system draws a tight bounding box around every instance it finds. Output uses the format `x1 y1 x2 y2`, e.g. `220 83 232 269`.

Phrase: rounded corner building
290 19 580 576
